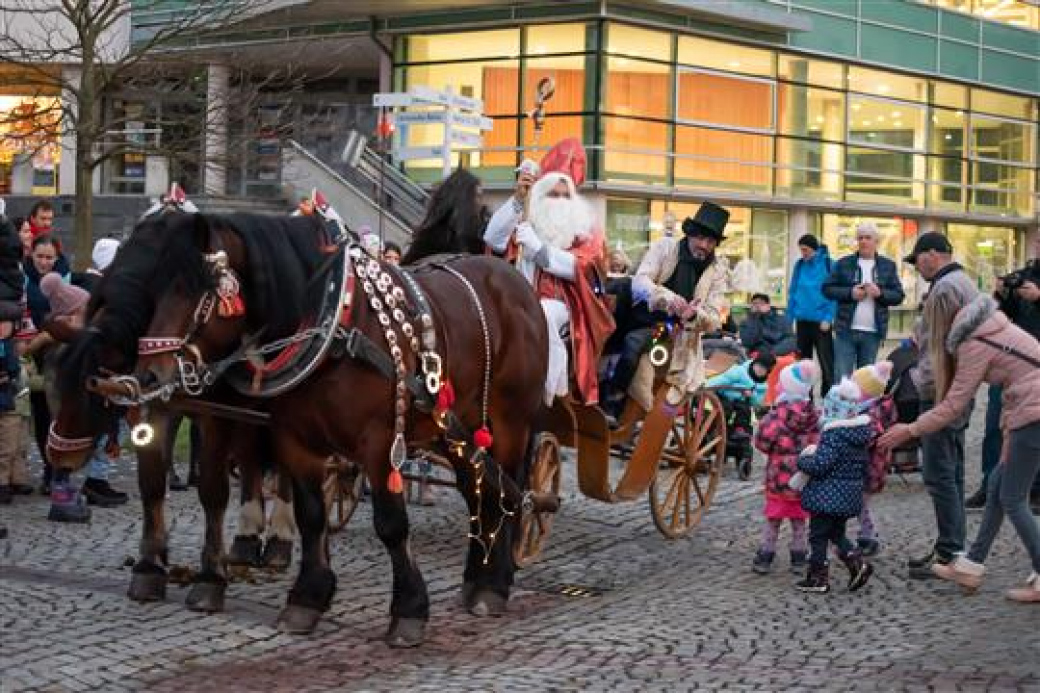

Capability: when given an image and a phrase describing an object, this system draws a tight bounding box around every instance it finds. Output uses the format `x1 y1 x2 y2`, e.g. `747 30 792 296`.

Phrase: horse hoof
261 538 293 573
386 617 426 648
276 605 323 634
227 535 263 567
185 581 226 613
127 572 167 602
467 589 507 617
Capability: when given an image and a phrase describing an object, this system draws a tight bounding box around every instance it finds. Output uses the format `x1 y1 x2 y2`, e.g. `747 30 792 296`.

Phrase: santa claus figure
484 139 614 405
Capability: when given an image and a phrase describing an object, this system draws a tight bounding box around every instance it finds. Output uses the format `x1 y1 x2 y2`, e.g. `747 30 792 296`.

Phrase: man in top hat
600 202 729 420
484 138 614 405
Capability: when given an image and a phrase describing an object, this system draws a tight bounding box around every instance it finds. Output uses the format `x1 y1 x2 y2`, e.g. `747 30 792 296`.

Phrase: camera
1001 269 1026 292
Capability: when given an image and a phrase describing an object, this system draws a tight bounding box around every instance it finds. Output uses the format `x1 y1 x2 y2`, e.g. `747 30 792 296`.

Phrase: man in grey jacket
903 233 979 579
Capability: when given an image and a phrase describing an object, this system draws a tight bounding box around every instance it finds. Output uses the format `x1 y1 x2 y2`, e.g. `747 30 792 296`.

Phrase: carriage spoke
662 469 682 517
697 436 721 460
691 474 707 506
669 471 689 530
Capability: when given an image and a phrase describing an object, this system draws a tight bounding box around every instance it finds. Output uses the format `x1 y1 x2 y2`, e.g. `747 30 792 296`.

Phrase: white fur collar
947 295 998 354
822 414 870 431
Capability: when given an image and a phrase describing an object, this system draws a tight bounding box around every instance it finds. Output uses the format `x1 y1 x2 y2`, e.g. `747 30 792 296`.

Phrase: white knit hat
91 238 120 271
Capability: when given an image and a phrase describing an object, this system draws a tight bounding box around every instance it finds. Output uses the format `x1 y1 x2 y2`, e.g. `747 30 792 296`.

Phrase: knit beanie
797 234 819 251
821 378 863 424
778 359 818 401
39 272 88 318
91 238 120 272
851 361 893 402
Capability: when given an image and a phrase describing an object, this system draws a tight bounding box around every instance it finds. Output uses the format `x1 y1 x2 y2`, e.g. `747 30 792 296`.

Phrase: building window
405 28 520 63
677 68 775 132
678 36 773 77
674 125 772 194
777 54 845 90
601 116 669 184
775 137 843 200
847 66 928 103
604 56 671 120
605 22 671 61
945 223 1020 293
918 0 1040 31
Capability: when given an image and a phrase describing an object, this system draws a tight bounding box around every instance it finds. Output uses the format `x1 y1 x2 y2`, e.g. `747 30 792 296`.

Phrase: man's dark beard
689 251 714 273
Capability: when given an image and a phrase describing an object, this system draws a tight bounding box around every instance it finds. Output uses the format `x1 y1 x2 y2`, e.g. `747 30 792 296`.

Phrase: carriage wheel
323 457 364 533
513 433 561 568
649 390 726 539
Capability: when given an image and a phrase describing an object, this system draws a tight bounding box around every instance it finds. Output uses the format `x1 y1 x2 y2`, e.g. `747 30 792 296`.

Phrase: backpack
864 395 899 494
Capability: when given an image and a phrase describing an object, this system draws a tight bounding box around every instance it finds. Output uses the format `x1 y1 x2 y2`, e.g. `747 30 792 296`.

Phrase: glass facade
918 0 1040 30
396 21 1036 330
0 94 62 196
395 21 1038 218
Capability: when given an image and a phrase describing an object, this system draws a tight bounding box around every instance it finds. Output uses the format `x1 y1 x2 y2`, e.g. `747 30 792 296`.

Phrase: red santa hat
538 137 586 187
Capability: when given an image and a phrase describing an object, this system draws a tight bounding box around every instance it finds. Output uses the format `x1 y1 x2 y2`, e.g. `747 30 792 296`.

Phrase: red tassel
218 294 245 318
388 468 404 494
473 426 493 450
436 380 456 412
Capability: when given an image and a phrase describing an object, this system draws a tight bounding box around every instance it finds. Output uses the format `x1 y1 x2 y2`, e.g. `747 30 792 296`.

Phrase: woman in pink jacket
880 293 1040 603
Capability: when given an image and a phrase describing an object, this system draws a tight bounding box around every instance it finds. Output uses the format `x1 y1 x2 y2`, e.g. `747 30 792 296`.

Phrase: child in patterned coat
794 377 876 594
752 359 820 574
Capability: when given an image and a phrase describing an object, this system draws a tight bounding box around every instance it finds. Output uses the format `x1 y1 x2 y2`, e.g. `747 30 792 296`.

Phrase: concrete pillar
788 207 810 270
379 48 392 92
58 66 80 196
204 63 229 196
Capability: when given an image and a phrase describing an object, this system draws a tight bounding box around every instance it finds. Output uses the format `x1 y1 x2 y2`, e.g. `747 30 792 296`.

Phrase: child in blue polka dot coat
792 375 878 594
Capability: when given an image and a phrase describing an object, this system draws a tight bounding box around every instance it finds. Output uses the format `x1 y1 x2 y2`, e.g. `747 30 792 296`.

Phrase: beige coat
629 237 728 409
910 295 1040 440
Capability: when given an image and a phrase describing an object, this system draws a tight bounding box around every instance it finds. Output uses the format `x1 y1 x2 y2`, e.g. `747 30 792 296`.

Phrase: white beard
528 195 593 250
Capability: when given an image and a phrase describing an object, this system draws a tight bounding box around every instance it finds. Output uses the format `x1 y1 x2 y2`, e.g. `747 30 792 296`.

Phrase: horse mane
214 213 327 338
402 168 487 265
61 212 212 393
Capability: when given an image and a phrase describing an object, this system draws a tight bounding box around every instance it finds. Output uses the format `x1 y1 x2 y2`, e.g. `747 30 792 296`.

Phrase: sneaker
0 486 12 505
790 550 808 574
857 538 881 557
965 487 987 510
932 555 985 592
752 550 774 575
82 478 129 507
908 548 952 580
796 564 830 594
1006 572 1040 603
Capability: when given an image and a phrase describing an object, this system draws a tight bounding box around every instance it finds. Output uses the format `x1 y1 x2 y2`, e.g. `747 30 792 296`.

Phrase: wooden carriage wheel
648 389 726 539
513 433 562 567
323 456 364 533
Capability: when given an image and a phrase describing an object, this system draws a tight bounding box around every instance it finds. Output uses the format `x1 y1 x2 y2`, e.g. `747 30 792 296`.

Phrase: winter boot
752 550 774 575
796 563 830 594
840 550 874 592
47 482 91 524
789 550 808 574
857 537 881 557
82 478 129 507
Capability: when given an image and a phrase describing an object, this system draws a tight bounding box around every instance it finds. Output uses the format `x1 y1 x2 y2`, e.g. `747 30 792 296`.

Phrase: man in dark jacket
739 293 797 357
822 222 905 378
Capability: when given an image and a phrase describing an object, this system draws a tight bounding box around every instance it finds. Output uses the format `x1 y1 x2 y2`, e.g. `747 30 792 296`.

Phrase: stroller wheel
737 454 753 481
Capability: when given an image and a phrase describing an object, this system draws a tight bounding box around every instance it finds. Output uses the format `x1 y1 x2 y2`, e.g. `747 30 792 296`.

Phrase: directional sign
393 145 446 160
450 130 483 148
452 112 494 130
373 92 415 108
409 85 483 112
394 110 449 125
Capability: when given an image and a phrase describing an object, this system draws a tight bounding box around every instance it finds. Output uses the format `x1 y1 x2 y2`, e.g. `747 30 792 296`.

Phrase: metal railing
339 130 429 229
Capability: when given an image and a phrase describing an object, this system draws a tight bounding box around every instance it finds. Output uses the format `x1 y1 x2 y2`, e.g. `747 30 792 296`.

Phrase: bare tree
0 0 272 268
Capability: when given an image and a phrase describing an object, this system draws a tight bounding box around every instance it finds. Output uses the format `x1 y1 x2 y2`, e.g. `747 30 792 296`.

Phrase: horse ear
192 214 211 251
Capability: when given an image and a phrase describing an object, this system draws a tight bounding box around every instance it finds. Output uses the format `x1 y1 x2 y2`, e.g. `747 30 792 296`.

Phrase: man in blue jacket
787 234 836 394
822 222 905 379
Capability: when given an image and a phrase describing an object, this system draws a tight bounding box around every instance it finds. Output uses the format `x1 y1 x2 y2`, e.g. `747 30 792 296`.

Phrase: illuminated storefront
394 21 1036 322
0 95 62 196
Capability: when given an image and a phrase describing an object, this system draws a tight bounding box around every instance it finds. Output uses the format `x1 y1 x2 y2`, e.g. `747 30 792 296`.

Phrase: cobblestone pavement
2 405 1038 692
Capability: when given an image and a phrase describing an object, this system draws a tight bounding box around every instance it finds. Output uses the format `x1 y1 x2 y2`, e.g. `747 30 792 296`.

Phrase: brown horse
56 211 548 645
47 221 293 615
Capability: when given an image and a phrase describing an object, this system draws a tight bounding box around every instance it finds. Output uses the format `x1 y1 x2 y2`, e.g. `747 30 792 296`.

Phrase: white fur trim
946 294 998 353
822 414 870 431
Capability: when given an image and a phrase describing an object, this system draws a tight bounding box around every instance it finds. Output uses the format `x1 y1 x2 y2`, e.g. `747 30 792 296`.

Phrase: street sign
394 111 449 125
452 112 494 130
373 93 416 108
450 130 483 148
393 145 446 160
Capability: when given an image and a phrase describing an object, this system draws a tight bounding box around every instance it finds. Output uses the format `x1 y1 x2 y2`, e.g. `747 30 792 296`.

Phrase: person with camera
973 249 1040 513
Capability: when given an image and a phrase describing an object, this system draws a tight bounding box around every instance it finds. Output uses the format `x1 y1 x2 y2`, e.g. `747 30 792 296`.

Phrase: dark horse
52 210 548 645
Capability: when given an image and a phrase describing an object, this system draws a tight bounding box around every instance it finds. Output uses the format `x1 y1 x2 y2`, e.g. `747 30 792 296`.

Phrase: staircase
281 134 430 247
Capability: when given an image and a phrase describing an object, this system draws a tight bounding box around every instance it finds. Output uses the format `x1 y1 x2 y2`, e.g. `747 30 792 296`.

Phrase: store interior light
851 103 862 111
876 84 890 94
944 133 953 140
892 111 901 118
815 115 824 123
894 121 903 127
728 61 741 68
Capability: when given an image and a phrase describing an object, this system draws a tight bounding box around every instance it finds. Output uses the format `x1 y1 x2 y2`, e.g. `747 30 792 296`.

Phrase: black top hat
682 202 729 242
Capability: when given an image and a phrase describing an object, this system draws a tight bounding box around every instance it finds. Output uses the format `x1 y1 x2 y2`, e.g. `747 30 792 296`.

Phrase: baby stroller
885 340 921 476
703 339 757 480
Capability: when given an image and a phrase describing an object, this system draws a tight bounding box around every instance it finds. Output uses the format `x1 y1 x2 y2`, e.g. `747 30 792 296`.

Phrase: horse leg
371 475 429 648
275 437 336 635
185 416 232 613
128 414 176 602
261 468 296 572
227 438 264 568
458 425 527 617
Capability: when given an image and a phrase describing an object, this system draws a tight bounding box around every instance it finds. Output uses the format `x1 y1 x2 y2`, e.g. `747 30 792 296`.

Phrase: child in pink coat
752 360 820 574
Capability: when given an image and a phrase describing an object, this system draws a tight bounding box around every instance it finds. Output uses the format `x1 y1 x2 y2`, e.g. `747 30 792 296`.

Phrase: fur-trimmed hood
947 294 999 354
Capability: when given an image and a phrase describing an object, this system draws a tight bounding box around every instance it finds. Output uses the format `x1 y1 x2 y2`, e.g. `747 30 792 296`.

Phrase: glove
514 222 544 255
788 471 808 492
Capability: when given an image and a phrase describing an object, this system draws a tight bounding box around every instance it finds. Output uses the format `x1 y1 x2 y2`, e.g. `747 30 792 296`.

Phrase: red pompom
473 426 493 450
387 468 404 495
436 379 456 412
218 294 245 318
